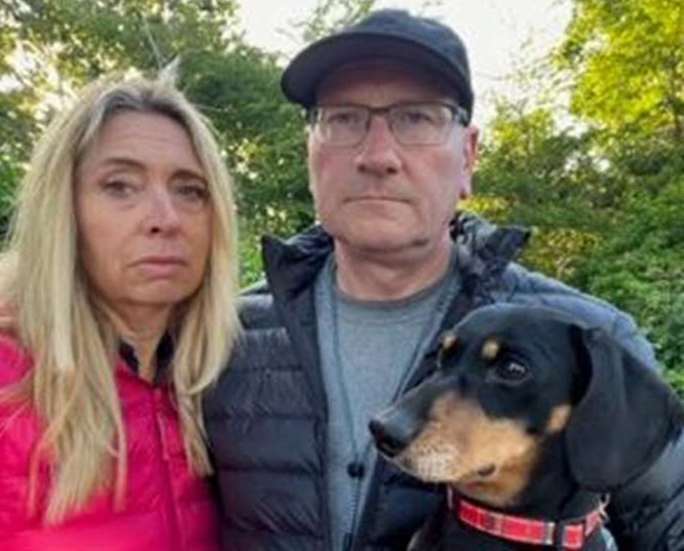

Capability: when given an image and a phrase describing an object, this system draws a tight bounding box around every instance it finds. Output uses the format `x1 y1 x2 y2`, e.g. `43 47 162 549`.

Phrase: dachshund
370 304 684 550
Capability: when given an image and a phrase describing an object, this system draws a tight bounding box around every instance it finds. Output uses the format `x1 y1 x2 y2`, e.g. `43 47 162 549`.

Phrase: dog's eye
492 360 529 383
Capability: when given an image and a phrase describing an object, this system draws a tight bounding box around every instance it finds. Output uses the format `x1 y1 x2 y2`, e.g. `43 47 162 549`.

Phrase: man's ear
459 126 479 199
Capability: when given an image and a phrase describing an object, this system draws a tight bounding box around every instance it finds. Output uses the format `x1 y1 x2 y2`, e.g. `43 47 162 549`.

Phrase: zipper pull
347 461 365 479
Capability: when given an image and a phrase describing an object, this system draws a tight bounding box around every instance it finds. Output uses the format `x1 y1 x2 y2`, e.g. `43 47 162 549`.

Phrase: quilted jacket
204 217 684 550
0 336 220 551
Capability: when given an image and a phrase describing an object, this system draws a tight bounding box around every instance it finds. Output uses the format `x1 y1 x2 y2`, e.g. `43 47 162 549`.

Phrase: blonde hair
0 69 240 523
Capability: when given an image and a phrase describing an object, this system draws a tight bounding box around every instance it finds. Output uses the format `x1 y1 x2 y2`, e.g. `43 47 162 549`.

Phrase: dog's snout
369 416 415 458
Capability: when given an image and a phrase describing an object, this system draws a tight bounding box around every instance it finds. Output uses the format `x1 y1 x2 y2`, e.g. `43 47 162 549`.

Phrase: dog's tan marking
481 338 500 361
546 404 572 433
396 391 542 507
441 332 458 352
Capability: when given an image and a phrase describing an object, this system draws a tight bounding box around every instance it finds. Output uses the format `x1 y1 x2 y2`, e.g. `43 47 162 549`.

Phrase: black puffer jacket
204 217 684 551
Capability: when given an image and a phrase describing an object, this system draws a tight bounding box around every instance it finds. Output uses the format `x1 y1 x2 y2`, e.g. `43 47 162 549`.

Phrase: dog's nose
369 418 412 458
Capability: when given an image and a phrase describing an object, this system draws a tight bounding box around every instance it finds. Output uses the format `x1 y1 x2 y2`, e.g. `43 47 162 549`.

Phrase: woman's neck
108 306 172 382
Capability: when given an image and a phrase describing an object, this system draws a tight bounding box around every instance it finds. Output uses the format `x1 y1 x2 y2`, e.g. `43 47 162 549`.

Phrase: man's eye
326 110 362 126
397 108 434 125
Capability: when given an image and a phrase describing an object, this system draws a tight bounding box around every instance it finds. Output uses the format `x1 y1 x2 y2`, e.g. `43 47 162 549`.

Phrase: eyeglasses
307 101 468 147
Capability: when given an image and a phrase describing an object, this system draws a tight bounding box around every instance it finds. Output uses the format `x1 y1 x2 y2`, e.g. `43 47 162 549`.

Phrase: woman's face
75 111 212 326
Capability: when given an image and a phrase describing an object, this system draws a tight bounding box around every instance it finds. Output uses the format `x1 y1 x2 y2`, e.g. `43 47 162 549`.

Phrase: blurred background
1 0 682 388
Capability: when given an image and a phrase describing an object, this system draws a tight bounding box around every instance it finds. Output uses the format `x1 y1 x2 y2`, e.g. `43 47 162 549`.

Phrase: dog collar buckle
452 493 605 550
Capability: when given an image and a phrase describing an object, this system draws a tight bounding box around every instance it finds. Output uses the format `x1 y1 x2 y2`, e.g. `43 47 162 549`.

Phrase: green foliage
292 0 377 43
572 160 684 389
465 0 684 388
558 0 684 141
473 100 607 280
0 91 32 230
0 0 241 225
546 0 684 384
4 0 241 78
0 0 312 285
179 48 312 246
0 0 682 384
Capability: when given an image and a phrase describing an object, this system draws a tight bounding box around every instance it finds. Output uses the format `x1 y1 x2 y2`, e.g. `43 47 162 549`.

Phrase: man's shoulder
498 262 618 317
453 213 632 332
495 262 657 367
237 281 278 329
452 213 632 331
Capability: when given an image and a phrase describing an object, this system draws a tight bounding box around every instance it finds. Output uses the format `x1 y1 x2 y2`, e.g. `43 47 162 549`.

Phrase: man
204 9 684 550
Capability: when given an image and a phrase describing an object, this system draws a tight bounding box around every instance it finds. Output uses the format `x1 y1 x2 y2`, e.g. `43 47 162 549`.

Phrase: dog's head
370 304 683 507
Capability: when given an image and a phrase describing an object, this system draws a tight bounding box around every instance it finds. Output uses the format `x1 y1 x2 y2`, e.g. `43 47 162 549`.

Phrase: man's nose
354 115 402 176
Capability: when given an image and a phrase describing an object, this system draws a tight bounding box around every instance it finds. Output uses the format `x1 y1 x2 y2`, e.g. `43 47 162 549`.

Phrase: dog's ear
565 325 684 491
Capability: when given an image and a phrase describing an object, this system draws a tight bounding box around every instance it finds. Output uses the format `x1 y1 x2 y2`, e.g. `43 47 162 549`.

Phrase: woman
0 70 240 549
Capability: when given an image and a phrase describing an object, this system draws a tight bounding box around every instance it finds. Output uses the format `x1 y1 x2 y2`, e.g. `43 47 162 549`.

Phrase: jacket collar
260 212 530 301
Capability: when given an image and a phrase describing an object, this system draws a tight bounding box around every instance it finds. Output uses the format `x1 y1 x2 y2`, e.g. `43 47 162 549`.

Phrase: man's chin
333 230 429 256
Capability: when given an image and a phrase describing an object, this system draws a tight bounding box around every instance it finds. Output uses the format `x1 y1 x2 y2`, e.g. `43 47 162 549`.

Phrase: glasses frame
307 101 469 147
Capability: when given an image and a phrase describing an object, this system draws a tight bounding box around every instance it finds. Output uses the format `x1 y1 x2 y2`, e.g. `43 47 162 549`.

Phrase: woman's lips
133 256 187 277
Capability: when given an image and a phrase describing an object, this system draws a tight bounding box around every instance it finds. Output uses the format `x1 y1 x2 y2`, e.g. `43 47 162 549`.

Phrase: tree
548 0 683 382
468 0 684 384
473 99 608 280
0 0 244 205
290 0 376 43
558 0 684 141
180 48 311 283
0 0 311 284
573 154 684 391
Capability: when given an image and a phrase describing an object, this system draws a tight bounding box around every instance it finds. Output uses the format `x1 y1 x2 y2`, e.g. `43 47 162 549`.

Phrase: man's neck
334 239 453 301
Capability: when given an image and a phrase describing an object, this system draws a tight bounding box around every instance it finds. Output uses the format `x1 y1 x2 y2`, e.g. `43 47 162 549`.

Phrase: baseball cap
281 9 474 122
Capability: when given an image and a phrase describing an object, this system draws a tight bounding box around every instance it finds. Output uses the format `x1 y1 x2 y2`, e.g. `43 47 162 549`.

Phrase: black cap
281 9 474 122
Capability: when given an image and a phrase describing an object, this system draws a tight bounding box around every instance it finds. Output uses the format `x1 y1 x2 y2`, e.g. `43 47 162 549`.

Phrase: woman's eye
175 182 209 203
103 180 136 197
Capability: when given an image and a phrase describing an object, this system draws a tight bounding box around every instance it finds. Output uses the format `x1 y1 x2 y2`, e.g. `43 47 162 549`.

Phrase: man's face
308 62 478 261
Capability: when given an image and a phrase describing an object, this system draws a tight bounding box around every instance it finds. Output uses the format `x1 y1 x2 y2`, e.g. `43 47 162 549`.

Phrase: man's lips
345 195 409 204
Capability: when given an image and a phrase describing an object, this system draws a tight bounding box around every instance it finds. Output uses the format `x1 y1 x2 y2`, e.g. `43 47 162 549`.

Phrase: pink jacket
0 337 220 550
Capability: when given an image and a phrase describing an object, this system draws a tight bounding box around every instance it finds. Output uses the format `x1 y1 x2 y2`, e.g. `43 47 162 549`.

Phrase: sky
237 0 572 127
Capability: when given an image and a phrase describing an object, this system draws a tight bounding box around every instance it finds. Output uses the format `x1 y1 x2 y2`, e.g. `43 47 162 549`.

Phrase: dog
369 304 684 550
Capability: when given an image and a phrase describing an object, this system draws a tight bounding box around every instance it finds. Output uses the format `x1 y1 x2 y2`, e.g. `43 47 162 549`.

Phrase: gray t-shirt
314 254 460 550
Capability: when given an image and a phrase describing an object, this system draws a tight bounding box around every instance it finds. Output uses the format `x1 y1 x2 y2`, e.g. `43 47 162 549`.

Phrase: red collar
449 490 606 550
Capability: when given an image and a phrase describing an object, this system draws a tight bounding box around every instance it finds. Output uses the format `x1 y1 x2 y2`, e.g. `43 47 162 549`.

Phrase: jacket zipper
270 283 334 549
351 289 470 550
351 353 440 550
153 387 183 550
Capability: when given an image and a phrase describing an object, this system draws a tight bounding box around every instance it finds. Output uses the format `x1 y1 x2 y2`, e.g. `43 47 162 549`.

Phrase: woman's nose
145 188 181 234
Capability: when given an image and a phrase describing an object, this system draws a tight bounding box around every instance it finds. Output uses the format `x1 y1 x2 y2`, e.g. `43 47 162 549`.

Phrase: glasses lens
310 103 464 146
391 103 456 145
314 106 368 146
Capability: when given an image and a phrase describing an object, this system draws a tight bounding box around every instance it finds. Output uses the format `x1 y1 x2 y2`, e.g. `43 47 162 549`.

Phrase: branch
142 16 164 70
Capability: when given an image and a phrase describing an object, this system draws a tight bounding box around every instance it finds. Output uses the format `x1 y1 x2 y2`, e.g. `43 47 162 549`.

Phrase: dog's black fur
370 304 684 550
